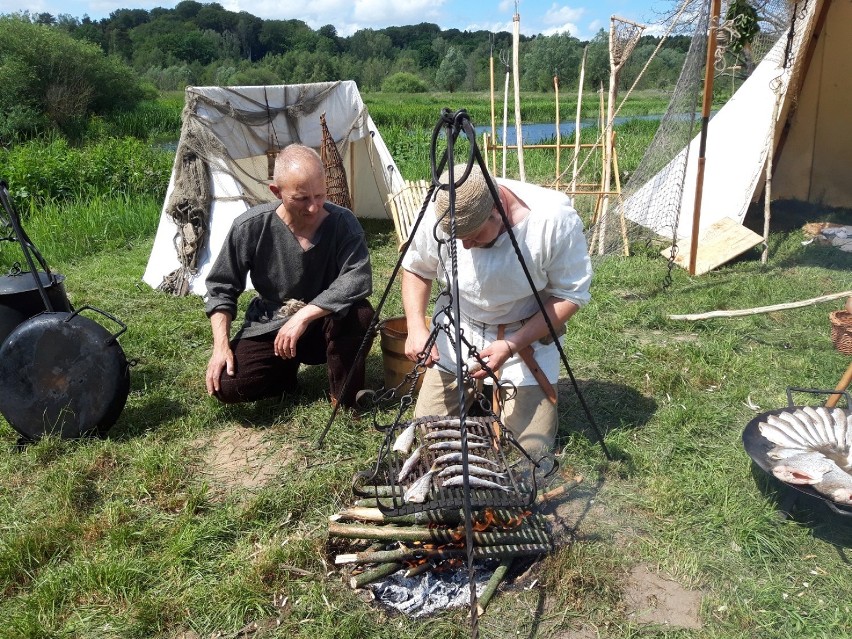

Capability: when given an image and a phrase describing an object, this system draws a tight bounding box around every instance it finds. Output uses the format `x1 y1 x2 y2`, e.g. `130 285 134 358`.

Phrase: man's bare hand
274 312 309 359
405 323 438 367
206 347 234 395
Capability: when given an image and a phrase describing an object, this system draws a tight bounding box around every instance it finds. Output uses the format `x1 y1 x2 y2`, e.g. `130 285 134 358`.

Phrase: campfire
327 415 580 617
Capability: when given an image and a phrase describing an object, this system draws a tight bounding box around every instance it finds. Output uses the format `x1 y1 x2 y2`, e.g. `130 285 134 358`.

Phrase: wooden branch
328 521 551 547
668 291 852 321
349 562 402 589
476 557 513 616
335 543 552 566
332 506 550 529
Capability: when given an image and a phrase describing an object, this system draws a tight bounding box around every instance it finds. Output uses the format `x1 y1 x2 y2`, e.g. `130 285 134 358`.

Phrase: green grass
0 189 851 637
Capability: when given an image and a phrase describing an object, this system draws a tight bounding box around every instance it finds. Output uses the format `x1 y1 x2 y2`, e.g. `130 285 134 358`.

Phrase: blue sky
2 0 667 40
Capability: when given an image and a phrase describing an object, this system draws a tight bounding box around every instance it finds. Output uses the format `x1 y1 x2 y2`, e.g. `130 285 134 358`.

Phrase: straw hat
434 164 497 236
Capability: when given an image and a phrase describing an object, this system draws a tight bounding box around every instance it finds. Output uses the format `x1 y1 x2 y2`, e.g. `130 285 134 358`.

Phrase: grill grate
359 415 548 516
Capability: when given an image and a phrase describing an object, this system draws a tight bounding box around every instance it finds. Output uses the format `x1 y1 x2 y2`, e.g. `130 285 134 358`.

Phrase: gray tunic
204 201 372 339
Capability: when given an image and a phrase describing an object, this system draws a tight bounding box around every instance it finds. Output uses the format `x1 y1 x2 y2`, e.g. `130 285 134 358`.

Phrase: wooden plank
662 217 763 275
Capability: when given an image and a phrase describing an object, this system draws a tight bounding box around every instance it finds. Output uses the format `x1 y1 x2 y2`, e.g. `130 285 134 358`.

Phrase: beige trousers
414 367 556 456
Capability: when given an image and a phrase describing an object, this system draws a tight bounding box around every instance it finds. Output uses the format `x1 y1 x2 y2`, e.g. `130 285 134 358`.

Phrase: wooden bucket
379 316 427 392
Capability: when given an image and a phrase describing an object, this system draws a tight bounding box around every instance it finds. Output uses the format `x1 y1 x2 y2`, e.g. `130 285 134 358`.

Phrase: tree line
12 1 690 94
1 2 693 143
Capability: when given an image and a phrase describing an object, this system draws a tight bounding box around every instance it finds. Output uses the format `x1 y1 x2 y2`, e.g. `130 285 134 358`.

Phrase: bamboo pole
825 361 852 409
512 8 526 181
688 0 722 275
335 543 552 566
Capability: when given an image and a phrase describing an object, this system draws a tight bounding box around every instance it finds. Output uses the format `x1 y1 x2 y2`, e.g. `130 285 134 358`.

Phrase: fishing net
587 0 800 260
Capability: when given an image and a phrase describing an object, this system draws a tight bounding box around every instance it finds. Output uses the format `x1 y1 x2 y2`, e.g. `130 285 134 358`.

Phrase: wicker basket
829 310 852 355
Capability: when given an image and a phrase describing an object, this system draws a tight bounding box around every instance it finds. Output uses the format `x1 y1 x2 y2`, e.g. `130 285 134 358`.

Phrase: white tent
143 81 404 296
623 0 851 246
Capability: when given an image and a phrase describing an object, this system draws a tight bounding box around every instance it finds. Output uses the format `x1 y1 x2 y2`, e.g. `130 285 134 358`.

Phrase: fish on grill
393 422 417 454
440 475 511 492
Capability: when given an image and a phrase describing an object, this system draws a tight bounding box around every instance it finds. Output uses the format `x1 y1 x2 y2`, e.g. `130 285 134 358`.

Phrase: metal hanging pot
0 271 72 346
0 305 130 441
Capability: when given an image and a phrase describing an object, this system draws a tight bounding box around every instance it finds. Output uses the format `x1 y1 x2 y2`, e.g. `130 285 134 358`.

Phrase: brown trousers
214 300 375 408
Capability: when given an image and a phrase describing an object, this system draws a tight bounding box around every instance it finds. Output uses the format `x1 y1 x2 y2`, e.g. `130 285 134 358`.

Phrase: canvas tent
620 0 851 265
143 81 404 296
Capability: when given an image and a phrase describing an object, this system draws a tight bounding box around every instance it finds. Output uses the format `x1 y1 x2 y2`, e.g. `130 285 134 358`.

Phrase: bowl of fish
743 405 852 514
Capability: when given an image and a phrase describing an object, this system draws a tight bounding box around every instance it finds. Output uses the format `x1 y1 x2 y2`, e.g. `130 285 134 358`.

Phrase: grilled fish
393 423 417 454
436 464 508 480
404 469 435 503
440 475 510 492
428 441 488 451
397 445 422 482
432 452 500 468
424 429 489 442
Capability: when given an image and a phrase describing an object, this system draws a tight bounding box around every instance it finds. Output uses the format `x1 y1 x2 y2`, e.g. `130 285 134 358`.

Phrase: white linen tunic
402 178 592 387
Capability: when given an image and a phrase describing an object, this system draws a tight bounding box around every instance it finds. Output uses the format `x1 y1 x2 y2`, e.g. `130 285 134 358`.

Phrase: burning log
349 562 403 589
332 505 550 528
329 521 552 547
335 542 552 566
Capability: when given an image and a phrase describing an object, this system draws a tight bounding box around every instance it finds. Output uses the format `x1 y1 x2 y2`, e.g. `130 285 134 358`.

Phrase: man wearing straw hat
401 164 592 455
204 144 374 410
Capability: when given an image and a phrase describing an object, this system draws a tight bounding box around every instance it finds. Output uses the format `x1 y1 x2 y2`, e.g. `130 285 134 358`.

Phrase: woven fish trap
320 112 352 211
829 310 852 355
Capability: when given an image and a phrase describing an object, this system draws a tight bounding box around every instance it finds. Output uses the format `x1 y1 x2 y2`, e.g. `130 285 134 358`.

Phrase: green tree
0 16 148 142
382 72 428 93
435 46 466 92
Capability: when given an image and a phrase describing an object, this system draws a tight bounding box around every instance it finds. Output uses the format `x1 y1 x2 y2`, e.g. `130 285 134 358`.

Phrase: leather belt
497 324 557 405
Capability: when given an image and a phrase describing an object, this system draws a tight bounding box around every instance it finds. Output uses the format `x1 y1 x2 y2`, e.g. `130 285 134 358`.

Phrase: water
477 114 665 146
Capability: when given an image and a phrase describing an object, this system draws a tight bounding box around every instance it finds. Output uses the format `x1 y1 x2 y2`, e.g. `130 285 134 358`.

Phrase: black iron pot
0 271 71 346
0 306 130 441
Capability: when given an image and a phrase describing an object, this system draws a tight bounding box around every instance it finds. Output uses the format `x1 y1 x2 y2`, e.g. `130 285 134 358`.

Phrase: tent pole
571 46 587 195
688 0 722 276
512 4 526 182
489 37 497 174
554 71 560 187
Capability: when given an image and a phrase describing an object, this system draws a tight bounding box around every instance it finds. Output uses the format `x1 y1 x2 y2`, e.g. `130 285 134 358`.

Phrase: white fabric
143 82 404 296
402 178 592 386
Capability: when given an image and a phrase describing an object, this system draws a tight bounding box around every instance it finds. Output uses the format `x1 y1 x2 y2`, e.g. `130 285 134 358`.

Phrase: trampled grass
0 188 851 639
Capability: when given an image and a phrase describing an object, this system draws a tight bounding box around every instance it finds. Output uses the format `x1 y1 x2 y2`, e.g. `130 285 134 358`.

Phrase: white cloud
542 3 584 27
353 0 445 24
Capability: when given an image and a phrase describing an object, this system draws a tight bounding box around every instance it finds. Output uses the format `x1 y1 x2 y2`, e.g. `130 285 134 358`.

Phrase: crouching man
204 144 374 409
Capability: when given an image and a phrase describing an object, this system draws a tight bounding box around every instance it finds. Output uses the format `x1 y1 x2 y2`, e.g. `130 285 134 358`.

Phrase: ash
369 560 497 617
